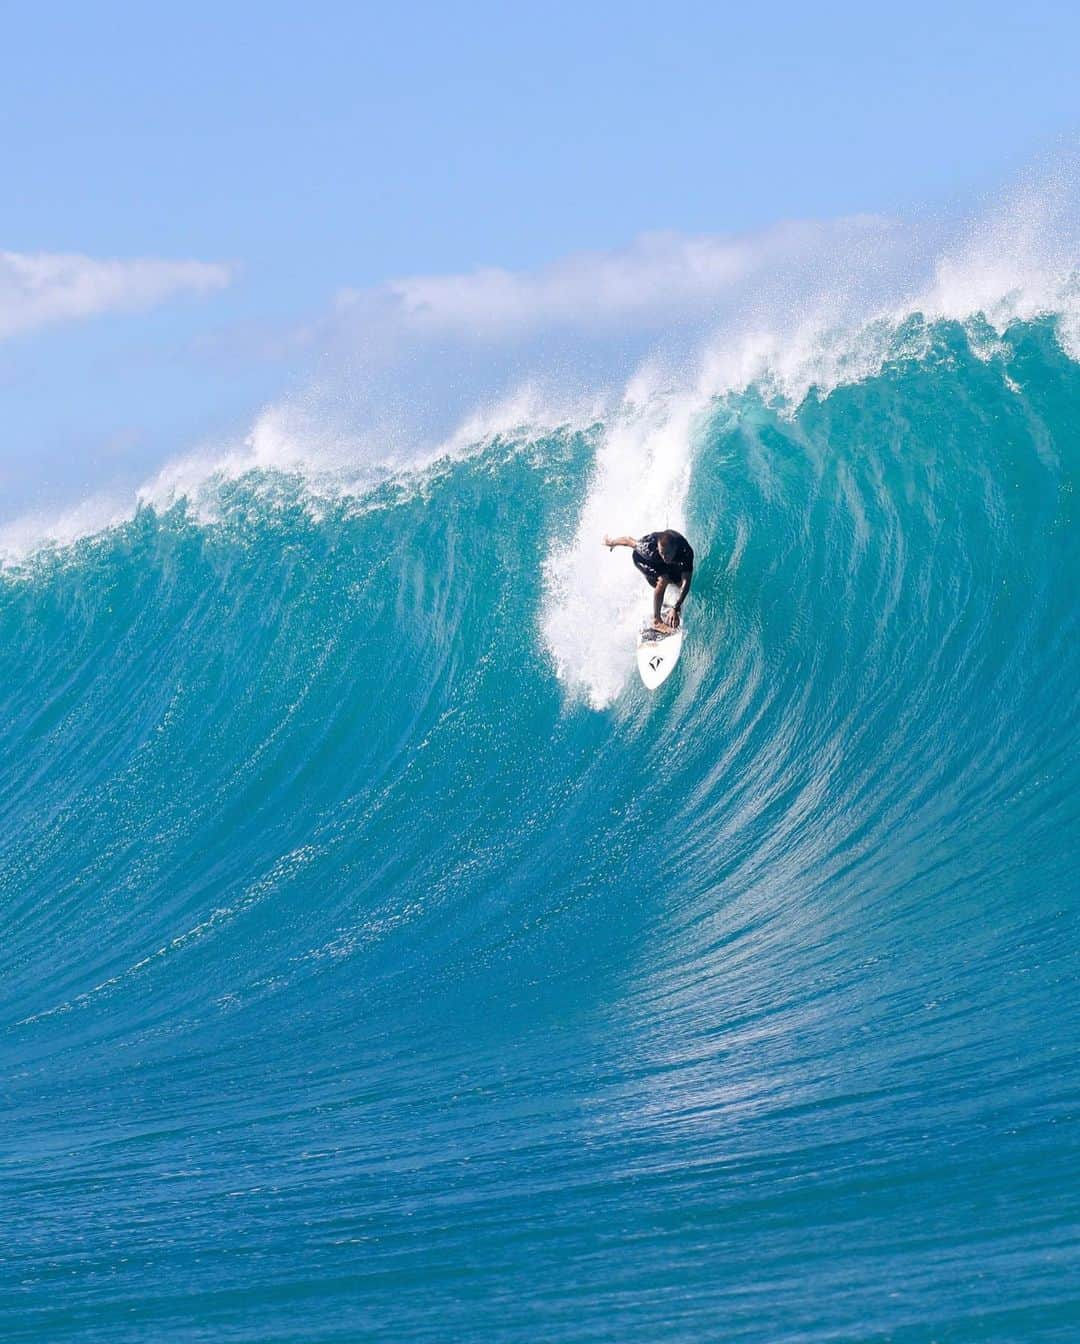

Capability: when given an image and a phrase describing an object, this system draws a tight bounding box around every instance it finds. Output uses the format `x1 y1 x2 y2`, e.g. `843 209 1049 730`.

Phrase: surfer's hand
603 535 615 550
669 608 681 629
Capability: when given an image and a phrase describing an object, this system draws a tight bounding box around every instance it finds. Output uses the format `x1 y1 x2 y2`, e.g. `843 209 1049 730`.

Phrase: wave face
2 316 1078 1342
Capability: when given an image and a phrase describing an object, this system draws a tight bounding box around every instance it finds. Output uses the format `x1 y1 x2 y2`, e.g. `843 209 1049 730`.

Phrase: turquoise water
2 316 1078 1340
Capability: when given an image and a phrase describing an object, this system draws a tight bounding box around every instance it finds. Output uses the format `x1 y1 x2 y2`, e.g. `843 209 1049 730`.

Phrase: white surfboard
636 606 684 689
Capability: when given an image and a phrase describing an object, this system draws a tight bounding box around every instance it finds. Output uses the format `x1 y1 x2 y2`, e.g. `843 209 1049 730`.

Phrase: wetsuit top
633 531 694 580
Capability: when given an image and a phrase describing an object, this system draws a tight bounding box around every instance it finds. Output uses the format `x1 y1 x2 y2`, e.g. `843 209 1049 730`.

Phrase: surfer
603 529 694 631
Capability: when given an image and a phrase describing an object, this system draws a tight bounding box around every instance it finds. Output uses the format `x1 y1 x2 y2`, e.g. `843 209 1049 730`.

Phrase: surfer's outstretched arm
603 535 638 550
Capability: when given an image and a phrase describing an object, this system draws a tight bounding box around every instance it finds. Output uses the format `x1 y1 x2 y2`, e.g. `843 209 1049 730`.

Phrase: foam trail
541 378 702 707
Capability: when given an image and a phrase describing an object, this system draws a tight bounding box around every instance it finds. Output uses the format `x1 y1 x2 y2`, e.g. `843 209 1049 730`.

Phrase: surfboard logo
649 655 663 671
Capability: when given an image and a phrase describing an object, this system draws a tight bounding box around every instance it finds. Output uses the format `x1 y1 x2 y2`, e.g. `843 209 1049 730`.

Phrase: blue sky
2 0 1079 523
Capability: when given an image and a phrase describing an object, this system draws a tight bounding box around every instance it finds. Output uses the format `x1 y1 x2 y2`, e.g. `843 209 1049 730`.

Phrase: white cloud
336 217 894 339
0 250 231 340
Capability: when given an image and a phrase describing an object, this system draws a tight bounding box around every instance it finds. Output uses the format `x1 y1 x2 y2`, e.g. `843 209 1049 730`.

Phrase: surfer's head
657 531 679 563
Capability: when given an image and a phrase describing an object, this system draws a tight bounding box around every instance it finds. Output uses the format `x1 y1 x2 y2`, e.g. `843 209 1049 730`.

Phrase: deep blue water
2 316 1078 1341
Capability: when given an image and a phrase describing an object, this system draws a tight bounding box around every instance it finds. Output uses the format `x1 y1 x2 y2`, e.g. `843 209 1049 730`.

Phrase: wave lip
9 167 1080 568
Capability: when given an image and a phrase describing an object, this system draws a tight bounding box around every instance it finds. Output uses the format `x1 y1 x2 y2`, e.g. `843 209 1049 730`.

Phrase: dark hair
657 530 677 561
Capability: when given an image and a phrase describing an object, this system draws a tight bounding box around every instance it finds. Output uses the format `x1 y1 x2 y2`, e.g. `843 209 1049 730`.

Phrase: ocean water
2 312 1078 1341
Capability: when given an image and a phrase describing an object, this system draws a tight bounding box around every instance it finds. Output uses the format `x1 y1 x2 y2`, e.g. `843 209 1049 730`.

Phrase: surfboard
636 605 684 689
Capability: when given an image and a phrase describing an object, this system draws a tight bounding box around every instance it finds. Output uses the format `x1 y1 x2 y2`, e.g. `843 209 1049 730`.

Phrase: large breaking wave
2 187 1079 1341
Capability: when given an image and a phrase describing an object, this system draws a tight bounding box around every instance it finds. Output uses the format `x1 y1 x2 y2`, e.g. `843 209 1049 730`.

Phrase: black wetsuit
632 531 694 588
